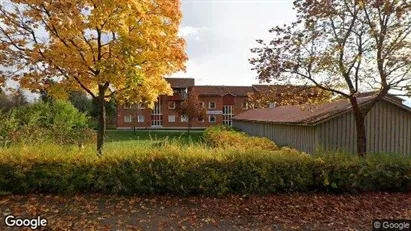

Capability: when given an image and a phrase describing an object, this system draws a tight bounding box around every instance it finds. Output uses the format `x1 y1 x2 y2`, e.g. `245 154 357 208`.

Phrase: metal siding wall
316 112 357 154
316 101 411 156
233 120 317 153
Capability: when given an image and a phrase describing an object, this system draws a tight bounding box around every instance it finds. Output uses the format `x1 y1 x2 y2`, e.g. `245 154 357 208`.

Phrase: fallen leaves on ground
0 192 410 230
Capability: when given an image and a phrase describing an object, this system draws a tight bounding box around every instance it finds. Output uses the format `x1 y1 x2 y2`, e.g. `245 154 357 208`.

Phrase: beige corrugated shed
232 95 411 155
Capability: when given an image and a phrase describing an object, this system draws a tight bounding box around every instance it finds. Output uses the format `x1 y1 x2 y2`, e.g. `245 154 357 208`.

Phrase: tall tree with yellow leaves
0 0 187 155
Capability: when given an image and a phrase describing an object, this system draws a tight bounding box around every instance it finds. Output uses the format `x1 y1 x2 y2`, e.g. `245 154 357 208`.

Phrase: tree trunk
96 87 106 156
354 112 367 157
349 97 367 157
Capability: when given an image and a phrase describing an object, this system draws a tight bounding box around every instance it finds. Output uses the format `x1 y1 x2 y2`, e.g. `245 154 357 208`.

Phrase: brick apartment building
116 78 317 129
117 78 257 129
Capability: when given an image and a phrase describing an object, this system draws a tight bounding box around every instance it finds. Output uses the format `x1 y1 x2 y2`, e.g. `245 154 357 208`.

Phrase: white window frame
137 103 145 109
242 102 248 110
151 98 162 127
168 115 176 123
137 115 145 123
223 105 233 126
209 115 216 123
209 101 216 109
168 101 176 109
124 115 132 123
199 101 205 108
198 117 204 123
181 115 189 123
124 104 131 109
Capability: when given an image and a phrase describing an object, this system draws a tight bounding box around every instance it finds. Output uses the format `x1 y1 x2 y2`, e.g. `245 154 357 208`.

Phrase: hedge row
203 125 279 151
0 145 410 195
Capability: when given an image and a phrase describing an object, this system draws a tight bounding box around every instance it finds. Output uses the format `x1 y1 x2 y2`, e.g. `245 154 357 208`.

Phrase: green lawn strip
106 130 204 144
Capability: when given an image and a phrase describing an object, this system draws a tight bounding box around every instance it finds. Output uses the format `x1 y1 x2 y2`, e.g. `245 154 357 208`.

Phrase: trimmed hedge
204 125 279 151
0 144 410 195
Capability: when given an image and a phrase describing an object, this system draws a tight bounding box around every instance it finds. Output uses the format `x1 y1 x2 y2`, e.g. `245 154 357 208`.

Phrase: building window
209 115 216 123
198 117 204 123
173 88 187 94
124 103 131 109
168 101 176 109
151 98 162 127
241 102 248 110
209 101 216 109
124 115 132 123
137 103 145 109
181 115 188 122
137 115 145 123
168 115 176 123
223 105 233 126
199 101 205 108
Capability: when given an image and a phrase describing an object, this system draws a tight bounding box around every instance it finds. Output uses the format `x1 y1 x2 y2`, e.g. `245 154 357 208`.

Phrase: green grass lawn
105 130 204 147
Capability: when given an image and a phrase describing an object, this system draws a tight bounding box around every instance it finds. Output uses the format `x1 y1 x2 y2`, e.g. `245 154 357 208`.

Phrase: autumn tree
11 89 29 108
178 91 206 135
0 0 187 155
250 0 411 156
0 89 13 111
248 85 332 108
0 88 28 111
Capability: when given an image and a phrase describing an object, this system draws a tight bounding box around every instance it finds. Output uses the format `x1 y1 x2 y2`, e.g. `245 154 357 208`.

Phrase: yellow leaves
1 0 187 105
46 84 71 100
357 0 365 9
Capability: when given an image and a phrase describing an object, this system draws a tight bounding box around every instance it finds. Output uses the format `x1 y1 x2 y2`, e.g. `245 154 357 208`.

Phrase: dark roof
233 94 409 125
193 86 254 96
164 81 323 97
193 85 316 97
251 85 322 96
253 84 310 91
165 78 195 88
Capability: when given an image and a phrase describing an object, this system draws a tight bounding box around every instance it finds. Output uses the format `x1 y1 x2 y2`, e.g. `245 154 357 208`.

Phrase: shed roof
233 94 409 126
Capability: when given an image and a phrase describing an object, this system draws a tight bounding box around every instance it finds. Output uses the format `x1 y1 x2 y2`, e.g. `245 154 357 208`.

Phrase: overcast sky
171 0 296 86
170 0 411 106
3 0 410 105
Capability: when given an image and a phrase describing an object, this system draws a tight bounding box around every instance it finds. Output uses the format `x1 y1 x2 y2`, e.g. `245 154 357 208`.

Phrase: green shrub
0 110 19 147
204 125 279 151
0 144 409 195
314 152 411 192
0 100 94 147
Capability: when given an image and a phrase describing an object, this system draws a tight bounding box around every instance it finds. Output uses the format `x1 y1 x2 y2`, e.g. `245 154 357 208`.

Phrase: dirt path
0 193 410 230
